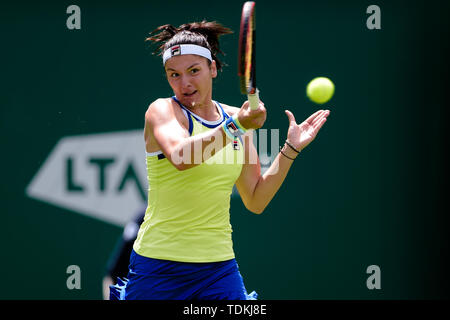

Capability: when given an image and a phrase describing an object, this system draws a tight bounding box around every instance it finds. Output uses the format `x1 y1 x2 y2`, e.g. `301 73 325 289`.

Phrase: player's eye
190 68 199 74
169 72 179 78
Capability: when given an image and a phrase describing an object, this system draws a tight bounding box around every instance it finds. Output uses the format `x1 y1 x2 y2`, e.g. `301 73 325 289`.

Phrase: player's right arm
145 98 227 171
145 98 266 170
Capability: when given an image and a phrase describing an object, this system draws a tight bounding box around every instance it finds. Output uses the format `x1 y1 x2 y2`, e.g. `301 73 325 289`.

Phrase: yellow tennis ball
306 77 335 104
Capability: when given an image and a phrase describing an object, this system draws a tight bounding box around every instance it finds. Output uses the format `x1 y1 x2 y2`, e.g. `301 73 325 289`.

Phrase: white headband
162 44 212 65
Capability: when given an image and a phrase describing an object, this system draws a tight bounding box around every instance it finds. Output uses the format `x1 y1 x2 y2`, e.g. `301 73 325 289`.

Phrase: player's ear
210 60 217 78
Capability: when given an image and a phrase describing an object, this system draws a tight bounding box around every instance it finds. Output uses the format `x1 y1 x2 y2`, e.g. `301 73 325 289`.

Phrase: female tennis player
110 20 330 300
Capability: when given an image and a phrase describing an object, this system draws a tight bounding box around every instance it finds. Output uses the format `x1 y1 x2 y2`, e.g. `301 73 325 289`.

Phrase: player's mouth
183 90 197 97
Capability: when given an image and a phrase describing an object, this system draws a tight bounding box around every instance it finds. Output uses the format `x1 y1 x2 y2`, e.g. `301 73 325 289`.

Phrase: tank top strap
172 96 194 136
215 100 230 120
172 96 227 129
171 96 242 144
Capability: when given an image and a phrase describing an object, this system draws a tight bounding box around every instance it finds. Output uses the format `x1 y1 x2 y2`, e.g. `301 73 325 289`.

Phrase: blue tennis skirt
110 250 257 300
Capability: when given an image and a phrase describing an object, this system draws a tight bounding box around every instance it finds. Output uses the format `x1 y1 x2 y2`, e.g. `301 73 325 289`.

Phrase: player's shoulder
218 102 240 117
147 98 172 112
146 98 178 117
145 97 186 126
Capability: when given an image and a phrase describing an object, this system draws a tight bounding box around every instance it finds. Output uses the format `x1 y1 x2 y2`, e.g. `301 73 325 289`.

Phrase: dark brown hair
146 20 233 71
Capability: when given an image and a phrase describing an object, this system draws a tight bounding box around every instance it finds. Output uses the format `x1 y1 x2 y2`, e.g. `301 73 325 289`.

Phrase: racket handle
247 88 260 110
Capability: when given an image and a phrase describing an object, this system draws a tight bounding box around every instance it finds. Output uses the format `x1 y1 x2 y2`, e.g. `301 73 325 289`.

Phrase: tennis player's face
165 54 217 108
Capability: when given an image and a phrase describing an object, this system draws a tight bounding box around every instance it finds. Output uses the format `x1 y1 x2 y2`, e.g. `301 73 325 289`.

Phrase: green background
1 0 449 299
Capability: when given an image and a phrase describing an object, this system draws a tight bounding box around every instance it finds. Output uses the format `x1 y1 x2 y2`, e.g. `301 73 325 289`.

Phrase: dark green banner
1 0 449 299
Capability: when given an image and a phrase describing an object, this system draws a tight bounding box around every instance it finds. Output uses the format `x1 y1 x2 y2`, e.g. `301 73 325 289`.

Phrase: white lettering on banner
26 130 148 227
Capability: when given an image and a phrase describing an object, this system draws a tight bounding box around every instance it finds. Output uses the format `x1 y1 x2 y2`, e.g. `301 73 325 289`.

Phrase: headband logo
171 45 181 56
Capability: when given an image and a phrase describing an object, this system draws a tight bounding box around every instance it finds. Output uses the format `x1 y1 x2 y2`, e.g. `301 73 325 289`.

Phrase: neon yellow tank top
133 98 244 262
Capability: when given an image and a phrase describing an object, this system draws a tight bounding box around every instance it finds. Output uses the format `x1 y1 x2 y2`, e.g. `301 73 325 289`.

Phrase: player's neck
185 95 219 121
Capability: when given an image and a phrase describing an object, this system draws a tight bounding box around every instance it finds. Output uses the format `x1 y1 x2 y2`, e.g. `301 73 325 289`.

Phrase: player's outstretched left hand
284 109 330 152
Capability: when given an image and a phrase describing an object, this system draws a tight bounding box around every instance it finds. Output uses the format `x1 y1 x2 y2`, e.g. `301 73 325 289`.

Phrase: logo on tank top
233 138 240 150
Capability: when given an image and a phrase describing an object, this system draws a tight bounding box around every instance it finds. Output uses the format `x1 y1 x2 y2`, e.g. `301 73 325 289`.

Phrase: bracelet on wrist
233 115 248 132
280 150 295 161
279 145 297 161
285 140 300 153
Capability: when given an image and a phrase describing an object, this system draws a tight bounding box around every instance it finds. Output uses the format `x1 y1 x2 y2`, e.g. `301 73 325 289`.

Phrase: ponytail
146 20 233 71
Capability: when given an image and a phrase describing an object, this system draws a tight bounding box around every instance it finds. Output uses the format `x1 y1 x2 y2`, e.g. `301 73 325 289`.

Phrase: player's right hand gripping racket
238 1 259 110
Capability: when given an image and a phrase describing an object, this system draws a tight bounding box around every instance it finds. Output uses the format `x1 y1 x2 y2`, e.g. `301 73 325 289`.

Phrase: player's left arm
234 108 330 214
235 130 295 214
222 103 285 214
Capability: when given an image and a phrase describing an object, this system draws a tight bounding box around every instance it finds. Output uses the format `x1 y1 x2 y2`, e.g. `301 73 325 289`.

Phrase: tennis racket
238 1 259 110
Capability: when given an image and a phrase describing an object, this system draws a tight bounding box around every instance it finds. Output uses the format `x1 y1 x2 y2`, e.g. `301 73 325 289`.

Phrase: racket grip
247 88 260 110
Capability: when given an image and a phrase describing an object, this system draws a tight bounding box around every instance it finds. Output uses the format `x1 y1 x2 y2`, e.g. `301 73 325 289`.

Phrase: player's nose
180 75 193 89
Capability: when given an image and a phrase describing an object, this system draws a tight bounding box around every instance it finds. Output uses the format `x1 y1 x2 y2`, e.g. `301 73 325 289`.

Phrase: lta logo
26 130 148 227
